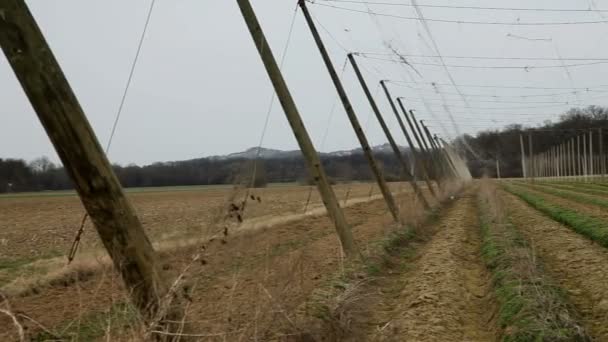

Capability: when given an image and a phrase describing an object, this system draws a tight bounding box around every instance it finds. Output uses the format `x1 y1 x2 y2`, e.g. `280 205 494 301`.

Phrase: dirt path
502 190 608 339
350 191 496 341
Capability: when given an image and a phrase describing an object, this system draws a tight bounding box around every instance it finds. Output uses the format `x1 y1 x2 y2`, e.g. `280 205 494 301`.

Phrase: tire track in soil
502 190 608 340
352 192 496 341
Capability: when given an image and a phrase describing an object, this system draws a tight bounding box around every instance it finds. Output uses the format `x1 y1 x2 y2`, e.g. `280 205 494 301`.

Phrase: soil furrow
502 189 608 339
352 192 496 341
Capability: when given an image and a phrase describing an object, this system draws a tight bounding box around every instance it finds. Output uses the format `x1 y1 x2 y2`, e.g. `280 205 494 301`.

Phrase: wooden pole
520 134 527 179
237 0 356 256
590 130 594 180
583 133 588 181
528 133 535 182
433 135 459 178
408 109 445 185
347 53 431 209
0 0 186 333
379 83 438 195
600 128 605 179
298 0 400 222
422 122 455 180
496 159 501 179
578 134 581 181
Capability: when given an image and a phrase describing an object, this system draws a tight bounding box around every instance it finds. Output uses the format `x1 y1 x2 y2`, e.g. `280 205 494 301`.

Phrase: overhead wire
68 0 158 264
243 5 299 213
359 55 608 69
315 0 608 13
310 2 608 26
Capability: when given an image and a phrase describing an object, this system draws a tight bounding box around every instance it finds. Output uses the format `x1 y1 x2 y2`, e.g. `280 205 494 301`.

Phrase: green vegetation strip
542 183 608 198
477 188 589 341
526 183 608 209
505 185 608 247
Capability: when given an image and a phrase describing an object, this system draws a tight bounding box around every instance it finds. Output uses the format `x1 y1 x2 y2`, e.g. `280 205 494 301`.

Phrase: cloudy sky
3 0 608 165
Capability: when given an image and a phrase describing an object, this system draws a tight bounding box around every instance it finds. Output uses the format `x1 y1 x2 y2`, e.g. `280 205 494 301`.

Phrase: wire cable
315 0 608 13
68 0 157 264
311 2 608 26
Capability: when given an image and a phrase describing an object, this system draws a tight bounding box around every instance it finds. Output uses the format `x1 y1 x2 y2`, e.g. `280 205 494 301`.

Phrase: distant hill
1 144 411 192
209 143 406 160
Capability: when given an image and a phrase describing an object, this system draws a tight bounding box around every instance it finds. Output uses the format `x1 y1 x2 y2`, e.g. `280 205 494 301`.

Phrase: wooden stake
600 128 605 178
583 133 588 181
348 53 431 209
298 0 400 222
520 134 527 179
577 135 581 181
528 133 535 182
422 122 456 180
378 85 438 195
0 0 186 334
496 159 501 179
237 0 356 256
590 130 594 180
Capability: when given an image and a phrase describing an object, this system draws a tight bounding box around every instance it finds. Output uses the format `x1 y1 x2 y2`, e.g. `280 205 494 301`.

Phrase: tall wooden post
436 137 465 179
378 83 437 194
237 0 356 256
397 104 439 186
528 133 535 182
520 134 527 179
434 136 459 177
560 143 564 180
496 159 501 179
600 128 605 179
422 122 455 179
583 133 588 181
0 0 186 333
347 54 431 209
298 0 400 222
578 134 581 181
590 130 594 180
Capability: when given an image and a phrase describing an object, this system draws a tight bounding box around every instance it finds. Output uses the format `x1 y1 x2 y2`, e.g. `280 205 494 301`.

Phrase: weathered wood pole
583 133 588 181
528 133 535 181
520 134 527 179
433 134 459 178
577 134 581 181
422 122 455 179
237 0 356 256
378 83 438 195
397 104 439 183
496 159 501 179
590 130 594 180
298 0 400 222
600 128 605 179
348 53 431 209
0 0 186 334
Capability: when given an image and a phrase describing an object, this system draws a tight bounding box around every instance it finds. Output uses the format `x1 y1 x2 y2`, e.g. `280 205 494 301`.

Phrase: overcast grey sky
3 0 608 165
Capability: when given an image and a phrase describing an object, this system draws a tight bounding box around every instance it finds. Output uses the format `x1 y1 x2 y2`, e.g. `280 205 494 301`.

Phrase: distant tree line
6 106 602 193
0 151 410 193
454 106 608 178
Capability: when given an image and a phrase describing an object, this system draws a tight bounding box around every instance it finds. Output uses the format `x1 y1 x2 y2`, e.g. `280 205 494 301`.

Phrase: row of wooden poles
0 0 470 337
520 129 607 182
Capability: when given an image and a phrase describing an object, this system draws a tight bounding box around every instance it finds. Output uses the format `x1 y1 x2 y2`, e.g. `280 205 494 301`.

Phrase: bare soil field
9 180 605 341
0 182 434 340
